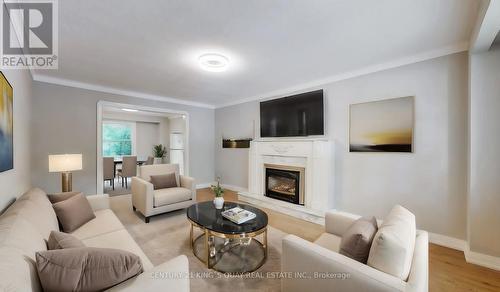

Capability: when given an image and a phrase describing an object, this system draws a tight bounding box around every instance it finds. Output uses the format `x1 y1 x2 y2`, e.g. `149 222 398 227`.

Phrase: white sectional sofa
282 209 428 292
0 188 190 292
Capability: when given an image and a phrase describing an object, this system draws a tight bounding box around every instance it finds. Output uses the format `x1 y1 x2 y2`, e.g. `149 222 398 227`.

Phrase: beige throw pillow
36 247 143 292
47 231 85 250
339 216 378 263
150 173 178 190
48 191 82 204
52 193 96 233
367 205 416 280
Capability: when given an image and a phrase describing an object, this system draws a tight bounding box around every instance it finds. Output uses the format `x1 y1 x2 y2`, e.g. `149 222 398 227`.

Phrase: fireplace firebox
264 164 305 205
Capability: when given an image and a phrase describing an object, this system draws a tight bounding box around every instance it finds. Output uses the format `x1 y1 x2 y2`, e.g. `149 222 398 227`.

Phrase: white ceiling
34 0 479 108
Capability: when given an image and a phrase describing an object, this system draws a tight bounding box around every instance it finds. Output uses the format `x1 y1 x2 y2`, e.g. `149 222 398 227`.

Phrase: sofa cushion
3 199 59 241
71 209 124 240
314 232 342 252
151 173 178 190
47 231 85 250
153 187 191 207
7 188 59 240
368 205 416 280
339 216 378 264
18 188 53 210
36 247 143 292
81 229 154 271
52 193 96 233
0 246 43 292
0 214 47 260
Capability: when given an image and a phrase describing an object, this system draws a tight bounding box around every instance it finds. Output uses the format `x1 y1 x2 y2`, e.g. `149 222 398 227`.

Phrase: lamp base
61 172 72 192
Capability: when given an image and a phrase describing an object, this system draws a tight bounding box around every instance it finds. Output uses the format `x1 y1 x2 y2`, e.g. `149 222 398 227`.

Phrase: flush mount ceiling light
122 108 138 112
198 53 229 72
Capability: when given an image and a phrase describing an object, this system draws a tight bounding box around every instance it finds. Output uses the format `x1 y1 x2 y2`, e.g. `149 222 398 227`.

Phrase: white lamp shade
49 154 83 172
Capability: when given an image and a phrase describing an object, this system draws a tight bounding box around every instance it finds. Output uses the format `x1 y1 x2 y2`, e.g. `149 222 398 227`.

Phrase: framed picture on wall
0 72 13 172
349 96 414 153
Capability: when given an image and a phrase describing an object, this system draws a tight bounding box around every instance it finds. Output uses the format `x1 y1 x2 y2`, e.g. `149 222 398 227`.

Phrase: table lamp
49 154 83 192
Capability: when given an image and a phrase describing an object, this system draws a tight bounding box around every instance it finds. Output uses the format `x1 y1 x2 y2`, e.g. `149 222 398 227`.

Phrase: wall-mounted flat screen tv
260 89 324 137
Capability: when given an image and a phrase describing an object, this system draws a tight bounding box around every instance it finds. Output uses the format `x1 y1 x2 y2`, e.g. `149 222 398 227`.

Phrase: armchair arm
86 194 110 211
282 235 404 292
405 231 428 292
131 177 154 217
180 175 196 201
107 255 190 292
325 210 360 236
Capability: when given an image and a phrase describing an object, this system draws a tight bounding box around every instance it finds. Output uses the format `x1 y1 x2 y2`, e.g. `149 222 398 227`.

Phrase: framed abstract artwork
0 72 13 172
349 96 414 153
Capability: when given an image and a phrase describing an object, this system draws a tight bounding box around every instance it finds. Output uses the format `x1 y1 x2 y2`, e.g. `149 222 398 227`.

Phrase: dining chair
117 156 137 188
103 157 115 190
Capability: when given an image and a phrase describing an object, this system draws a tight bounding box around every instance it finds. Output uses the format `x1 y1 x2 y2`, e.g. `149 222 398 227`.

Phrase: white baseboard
195 183 212 189
413 232 500 271
465 246 500 271
221 184 248 193
196 183 248 193
428 232 467 251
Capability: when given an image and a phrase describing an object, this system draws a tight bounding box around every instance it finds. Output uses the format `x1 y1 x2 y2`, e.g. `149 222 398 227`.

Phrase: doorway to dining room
96 101 189 196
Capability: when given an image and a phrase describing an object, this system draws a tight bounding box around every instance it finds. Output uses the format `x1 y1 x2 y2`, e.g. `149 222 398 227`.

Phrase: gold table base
188 219 268 273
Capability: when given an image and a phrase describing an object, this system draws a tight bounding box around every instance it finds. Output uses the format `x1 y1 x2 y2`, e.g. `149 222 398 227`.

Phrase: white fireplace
238 139 334 223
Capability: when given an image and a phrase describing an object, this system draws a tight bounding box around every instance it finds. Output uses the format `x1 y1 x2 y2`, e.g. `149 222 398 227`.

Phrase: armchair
282 210 428 292
131 164 196 223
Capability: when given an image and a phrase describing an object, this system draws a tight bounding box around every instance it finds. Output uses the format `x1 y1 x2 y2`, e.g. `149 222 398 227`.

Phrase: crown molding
215 41 469 109
33 41 468 110
32 74 215 109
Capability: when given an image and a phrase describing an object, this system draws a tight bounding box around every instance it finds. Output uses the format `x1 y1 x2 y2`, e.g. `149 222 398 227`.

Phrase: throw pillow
36 247 143 292
367 205 416 280
47 231 85 250
150 173 178 190
52 193 96 233
339 216 378 263
48 191 82 204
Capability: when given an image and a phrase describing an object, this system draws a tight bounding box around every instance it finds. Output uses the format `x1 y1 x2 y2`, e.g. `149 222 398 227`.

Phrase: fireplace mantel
239 139 334 222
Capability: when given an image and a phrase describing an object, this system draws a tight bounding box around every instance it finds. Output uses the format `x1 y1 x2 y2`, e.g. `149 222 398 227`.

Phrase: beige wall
31 82 215 194
0 69 32 211
135 122 160 158
169 117 186 134
215 52 469 239
469 46 500 256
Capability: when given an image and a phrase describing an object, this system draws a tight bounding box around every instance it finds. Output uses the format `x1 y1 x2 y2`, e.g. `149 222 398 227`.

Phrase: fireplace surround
239 139 333 220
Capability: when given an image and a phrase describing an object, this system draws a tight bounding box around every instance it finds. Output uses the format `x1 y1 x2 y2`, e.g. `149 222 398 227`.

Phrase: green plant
211 177 224 198
153 144 167 158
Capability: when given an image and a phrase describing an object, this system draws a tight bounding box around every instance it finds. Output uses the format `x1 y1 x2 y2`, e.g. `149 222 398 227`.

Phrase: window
102 122 134 157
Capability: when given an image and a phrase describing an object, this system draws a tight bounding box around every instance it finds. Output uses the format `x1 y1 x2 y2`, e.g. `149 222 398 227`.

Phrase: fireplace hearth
264 164 305 205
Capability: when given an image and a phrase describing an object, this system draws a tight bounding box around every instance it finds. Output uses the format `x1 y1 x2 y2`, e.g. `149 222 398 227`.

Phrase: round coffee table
186 201 268 273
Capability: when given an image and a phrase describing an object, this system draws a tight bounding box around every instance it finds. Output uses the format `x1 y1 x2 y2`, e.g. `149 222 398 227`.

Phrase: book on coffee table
222 207 256 224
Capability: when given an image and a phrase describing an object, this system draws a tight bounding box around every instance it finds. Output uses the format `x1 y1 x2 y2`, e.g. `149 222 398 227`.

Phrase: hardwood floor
197 188 500 292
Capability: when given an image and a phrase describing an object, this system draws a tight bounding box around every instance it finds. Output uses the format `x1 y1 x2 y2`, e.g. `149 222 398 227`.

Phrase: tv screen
260 90 324 137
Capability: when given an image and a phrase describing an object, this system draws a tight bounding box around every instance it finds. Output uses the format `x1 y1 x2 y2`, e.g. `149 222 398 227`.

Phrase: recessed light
198 53 229 72
122 108 138 112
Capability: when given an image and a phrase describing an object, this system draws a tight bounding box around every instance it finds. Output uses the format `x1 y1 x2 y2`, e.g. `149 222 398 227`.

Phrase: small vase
213 197 224 209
